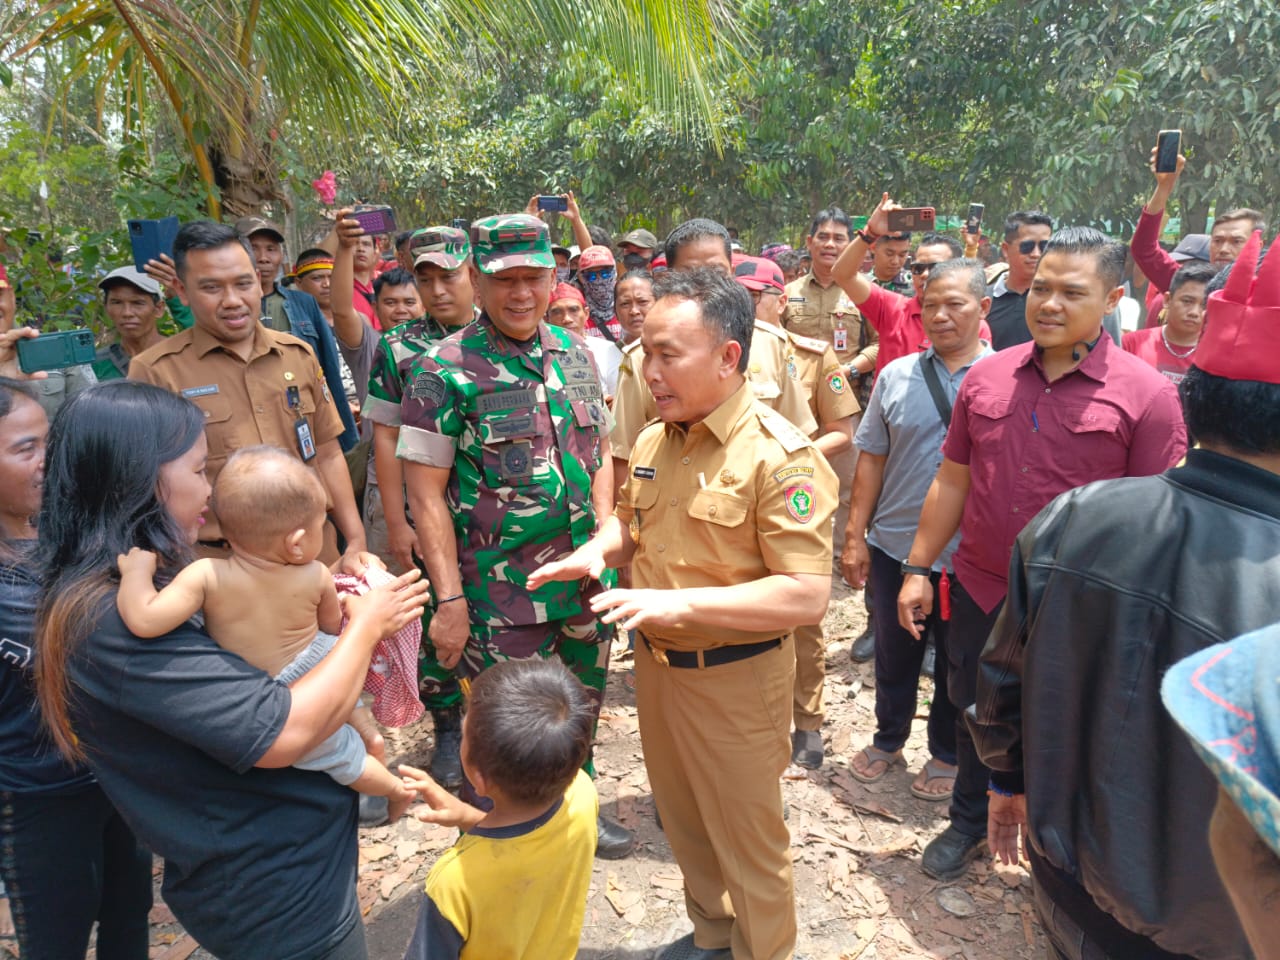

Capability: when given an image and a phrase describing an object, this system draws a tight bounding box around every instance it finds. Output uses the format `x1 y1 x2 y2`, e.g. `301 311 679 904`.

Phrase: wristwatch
900 562 932 577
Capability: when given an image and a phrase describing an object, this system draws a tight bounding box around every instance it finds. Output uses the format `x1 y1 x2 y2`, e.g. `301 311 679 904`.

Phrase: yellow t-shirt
405 770 599 960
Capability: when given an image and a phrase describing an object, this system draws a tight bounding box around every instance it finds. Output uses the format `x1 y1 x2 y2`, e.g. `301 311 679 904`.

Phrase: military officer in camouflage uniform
397 214 633 859
362 226 476 788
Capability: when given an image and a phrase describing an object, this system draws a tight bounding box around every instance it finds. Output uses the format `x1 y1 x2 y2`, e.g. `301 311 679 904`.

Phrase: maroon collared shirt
942 335 1187 612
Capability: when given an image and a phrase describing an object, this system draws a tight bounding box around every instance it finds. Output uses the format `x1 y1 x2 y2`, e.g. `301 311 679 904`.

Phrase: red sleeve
941 378 976 465
1126 381 1188 477
1130 208 1179 295
857 282 907 335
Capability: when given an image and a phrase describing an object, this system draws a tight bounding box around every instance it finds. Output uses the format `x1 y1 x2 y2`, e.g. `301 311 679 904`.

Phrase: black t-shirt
0 547 94 793
987 287 1033 350
68 603 360 960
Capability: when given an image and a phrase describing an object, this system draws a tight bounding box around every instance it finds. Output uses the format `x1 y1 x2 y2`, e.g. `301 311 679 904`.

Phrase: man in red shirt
833 194 991 378
1130 145 1263 325
896 226 1188 881
1122 262 1215 384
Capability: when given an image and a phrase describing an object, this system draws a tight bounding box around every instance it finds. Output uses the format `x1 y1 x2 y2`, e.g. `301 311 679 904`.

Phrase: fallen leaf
937 886 977 918
156 935 199 960
360 842 394 863
604 874 642 916
650 870 684 891
623 900 646 925
395 840 420 861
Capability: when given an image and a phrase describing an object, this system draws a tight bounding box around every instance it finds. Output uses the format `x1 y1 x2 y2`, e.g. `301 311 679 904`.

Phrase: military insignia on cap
409 370 447 405
827 372 847 394
784 482 816 523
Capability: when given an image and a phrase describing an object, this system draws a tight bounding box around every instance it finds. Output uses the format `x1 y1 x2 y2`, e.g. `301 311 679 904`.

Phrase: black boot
429 706 463 789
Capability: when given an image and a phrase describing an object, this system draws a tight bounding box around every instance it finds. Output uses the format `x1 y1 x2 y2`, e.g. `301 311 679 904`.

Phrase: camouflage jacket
363 313 455 428
397 314 611 626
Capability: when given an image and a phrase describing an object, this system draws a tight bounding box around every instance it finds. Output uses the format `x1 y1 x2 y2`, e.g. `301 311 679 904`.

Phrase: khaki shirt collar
668 379 754 446
191 319 276 361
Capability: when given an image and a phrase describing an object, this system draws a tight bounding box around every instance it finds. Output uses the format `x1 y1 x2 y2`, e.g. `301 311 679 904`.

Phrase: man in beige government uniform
610 219 816 484
531 268 836 960
129 221 368 567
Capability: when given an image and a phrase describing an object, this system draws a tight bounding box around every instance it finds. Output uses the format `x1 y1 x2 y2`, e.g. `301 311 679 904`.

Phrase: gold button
681 457 691 465
285 371 295 381
707 505 717 516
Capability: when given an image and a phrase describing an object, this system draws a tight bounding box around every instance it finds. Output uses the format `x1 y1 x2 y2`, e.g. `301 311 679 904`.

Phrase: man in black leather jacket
969 231 1280 960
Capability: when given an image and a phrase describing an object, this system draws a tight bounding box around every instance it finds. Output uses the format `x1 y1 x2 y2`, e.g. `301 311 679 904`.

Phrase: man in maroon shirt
895 226 1188 881
1122 261 1215 384
1130 145 1263 325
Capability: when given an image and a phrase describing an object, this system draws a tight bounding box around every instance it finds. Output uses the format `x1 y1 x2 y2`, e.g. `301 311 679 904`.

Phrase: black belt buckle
641 634 782 669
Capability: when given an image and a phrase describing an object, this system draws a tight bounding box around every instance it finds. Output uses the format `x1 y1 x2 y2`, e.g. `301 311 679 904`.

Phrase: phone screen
1155 130 1181 174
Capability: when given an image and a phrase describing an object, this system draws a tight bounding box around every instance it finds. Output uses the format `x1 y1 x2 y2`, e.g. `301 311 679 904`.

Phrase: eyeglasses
910 261 941 275
582 268 615 283
1018 239 1050 255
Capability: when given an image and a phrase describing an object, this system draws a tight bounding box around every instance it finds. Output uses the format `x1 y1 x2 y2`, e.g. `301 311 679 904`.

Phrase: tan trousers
792 623 825 730
636 636 796 960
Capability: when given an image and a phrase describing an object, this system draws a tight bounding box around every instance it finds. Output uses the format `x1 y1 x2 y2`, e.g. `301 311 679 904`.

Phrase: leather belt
640 633 782 669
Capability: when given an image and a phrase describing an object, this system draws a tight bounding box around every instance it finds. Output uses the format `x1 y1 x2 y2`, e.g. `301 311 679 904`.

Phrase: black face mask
622 253 650 272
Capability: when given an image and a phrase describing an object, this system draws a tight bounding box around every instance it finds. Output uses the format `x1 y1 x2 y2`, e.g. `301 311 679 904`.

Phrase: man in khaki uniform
610 218 816 481
735 255 860 770
531 268 836 960
129 221 368 566
783 207 878 558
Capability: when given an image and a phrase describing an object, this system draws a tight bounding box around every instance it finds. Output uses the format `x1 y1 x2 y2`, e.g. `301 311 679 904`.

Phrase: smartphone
449 218 470 231
1155 129 1182 173
351 205 397 235
886 207 936 233
127 216 180 272
536 195 568 212
965 203 985 236
17 329 97 374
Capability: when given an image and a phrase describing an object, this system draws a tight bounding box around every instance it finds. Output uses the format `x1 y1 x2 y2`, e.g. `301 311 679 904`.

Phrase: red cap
650 254 667 272
733 256 785 293
578 245 615 270
0 262 8 289
550 282 586 306
1195 230 1280 384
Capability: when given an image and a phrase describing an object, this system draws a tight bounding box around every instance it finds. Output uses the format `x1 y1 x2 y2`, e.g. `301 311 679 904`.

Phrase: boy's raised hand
399 764 486 831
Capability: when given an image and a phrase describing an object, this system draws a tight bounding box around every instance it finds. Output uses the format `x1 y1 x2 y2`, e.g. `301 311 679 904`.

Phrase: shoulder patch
757 408 811 453
408 370 448 405
788 333 830 354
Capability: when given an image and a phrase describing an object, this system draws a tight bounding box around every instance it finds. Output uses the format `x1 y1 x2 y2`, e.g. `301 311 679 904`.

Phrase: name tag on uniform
287 385 316 462
182 384 219 398
787 297 806 304
633 466 657 480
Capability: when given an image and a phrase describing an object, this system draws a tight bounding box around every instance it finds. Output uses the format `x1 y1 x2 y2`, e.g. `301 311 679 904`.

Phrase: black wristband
900 562 932 577
437 593 465 604
856 228 880 245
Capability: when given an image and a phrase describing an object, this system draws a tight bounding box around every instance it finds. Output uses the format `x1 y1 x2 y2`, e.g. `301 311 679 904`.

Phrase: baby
117 444 409 815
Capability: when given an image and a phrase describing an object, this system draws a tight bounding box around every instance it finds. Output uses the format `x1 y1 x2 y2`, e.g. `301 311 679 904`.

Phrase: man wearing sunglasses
987 212 1055 350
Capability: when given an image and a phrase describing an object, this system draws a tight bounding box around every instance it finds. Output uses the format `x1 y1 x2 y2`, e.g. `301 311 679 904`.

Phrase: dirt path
134 574 1044 960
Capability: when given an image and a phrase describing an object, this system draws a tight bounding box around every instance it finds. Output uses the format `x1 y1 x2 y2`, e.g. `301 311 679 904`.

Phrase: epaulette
788 333 830 354
757 406 810 453
753 320 789 342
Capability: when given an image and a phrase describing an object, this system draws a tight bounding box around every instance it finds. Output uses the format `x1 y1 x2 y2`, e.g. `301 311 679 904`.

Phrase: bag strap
919 355 952 427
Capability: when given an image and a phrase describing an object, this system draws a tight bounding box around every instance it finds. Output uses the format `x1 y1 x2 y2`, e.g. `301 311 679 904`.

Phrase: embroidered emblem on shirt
409 371 448 405
827 372 847 394
784 483 816 523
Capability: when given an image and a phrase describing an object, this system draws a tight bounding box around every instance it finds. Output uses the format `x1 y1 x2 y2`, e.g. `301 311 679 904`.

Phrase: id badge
833 323 849 352
295 417 317 461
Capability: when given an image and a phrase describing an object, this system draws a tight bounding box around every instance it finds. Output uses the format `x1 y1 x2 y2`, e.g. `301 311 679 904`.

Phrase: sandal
910 756 957 801
848 744 905 783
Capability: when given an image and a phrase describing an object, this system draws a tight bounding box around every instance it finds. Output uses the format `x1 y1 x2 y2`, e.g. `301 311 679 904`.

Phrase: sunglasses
1018 239 1050 255
910 261 941 275
583 268 615 283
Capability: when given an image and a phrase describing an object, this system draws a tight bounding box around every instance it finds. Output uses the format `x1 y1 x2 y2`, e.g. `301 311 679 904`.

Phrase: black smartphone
886 207 936 233
537 195 568 212
17 329 97 374
127 216 180 272
1155 129 1182 173
351 205 397 235
965 203 985 236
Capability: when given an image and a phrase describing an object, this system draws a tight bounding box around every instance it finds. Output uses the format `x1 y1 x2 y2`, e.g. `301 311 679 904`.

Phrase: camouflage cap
411 226 470 271
470 214 555 274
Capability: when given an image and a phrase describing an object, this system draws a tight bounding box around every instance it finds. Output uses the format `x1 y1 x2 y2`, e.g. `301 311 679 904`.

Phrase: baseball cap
469 214 554 274
617 228 658 251
578 245 616 270
733 256 785 293
233 216 285 243
550 282 586 306
411 226 470 271
551 244 573 259
98 265 161 297
1162 622 1280 859
1171 234 1211 263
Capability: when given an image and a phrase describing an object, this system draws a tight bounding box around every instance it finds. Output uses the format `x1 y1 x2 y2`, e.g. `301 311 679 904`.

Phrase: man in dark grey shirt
841 258 993 803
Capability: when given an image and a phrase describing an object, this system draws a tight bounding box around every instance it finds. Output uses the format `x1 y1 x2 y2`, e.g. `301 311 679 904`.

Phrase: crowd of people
0 142 1277 960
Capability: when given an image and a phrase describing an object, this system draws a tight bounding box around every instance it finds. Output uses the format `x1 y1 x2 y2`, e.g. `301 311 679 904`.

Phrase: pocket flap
687 489 749 527
969 394 1015 421
1064 405 1121 434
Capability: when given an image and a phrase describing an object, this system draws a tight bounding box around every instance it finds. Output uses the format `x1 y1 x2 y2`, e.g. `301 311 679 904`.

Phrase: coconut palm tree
8 0 745 218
